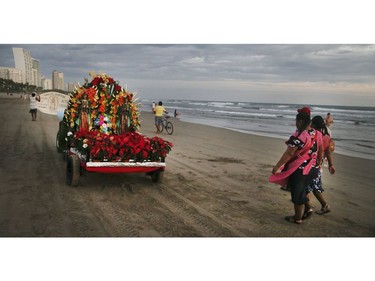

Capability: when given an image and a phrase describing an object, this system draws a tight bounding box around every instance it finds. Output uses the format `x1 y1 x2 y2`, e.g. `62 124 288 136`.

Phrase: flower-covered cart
57 73 173 186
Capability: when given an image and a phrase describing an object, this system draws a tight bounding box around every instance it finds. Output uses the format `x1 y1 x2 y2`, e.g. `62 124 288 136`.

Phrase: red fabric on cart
85 166 164 173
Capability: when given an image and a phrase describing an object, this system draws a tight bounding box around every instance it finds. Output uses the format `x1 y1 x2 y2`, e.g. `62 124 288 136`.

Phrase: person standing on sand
307 116 335 215
269 107 323 224
154 101 167 133
325 112 333 137
29 92 41 121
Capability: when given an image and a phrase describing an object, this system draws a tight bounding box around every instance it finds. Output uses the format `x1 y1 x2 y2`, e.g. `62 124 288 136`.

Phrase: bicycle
160 115 174 135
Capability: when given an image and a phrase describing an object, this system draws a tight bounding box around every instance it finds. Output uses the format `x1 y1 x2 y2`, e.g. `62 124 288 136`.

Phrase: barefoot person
307 116 336 215
29 92 41 121
269 107 322 224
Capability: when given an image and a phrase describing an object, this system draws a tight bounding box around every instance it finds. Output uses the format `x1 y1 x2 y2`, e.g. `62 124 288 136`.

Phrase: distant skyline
0 44 374 107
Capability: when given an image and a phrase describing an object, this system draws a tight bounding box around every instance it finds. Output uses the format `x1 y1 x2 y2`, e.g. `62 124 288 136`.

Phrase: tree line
0 78 42 93
0 78 69 95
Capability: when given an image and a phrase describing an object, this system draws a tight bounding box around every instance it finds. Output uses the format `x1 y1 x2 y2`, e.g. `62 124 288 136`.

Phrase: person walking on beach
29 92 41 121
325 112 334 137
307 116 335 215
269 107 323 224
154 101 167 133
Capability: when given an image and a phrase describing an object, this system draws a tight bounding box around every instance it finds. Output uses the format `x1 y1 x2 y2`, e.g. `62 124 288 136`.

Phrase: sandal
285 216 302 224
280 186 291 192
316 204 331 215
302 208 313 220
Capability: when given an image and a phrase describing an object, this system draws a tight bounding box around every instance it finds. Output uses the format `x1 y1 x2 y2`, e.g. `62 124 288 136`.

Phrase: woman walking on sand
307 116 336 215
269 107 323 224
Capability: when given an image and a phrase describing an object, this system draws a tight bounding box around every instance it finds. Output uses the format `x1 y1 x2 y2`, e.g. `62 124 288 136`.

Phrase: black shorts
29 109 37 113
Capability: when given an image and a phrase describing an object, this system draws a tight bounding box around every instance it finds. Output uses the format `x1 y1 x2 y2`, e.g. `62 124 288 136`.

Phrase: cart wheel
166 122 174 135
67 155 80 186
62 151 67 161
56 131 63 153
151 171 164 183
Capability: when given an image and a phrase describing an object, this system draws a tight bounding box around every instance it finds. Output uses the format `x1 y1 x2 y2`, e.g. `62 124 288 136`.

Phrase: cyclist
154 101 168 133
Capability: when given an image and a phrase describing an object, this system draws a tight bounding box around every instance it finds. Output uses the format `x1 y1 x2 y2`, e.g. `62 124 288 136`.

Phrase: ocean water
140 99 375 160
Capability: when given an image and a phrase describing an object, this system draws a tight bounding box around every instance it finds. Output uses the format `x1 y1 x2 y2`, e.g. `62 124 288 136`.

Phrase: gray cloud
1 44 374 105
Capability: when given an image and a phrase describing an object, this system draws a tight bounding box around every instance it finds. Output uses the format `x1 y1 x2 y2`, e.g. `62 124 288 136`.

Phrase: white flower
67 132 73 136
83 144 88 148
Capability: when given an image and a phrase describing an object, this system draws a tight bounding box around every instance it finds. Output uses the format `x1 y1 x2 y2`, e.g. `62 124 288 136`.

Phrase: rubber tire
151 171 164 183
67 155 80 186
159 120 166 133
62 151 67 161
166 122 173 135
56 132 64 153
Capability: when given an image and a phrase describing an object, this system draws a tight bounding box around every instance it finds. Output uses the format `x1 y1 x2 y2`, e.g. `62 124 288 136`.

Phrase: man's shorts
155 116 162 125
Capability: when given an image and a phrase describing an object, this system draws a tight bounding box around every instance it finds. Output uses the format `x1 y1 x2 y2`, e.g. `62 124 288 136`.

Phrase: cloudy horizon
1 44 374 106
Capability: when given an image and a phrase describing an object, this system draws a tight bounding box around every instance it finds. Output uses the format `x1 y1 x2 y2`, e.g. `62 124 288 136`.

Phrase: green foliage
0 78 43 93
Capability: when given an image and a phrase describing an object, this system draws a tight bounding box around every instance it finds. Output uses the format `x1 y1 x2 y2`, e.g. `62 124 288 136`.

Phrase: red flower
84 87 97 101
99 104 106 113
72 128 173 162
118 96 125 106
91 77 103 86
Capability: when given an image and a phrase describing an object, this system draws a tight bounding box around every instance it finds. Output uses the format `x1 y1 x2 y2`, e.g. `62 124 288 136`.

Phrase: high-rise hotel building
12 47 34 85
0 67 22 83
41 76 52 90
32 58 41 87
52 70 64 90
2 47 64 90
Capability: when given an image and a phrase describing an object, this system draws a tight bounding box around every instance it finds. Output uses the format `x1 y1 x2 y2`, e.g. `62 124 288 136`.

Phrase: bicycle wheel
166 121 174 135
160 119 166 133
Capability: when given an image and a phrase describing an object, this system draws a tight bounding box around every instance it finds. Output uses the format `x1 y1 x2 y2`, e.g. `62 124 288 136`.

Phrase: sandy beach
0 94 374 237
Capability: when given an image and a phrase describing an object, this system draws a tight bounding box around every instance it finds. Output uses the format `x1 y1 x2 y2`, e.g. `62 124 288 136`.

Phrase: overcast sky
2 1 375 107
1 44 374 106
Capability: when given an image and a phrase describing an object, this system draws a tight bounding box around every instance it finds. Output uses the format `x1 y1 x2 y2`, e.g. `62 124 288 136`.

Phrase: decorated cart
57 73 173 186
